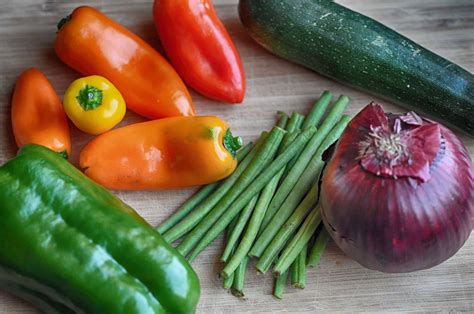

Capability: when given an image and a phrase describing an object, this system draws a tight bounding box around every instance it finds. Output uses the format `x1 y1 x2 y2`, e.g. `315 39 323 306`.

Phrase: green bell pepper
0 144 200 313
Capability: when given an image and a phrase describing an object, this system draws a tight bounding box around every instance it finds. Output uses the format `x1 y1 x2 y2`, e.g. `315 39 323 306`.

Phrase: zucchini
239 0 474 135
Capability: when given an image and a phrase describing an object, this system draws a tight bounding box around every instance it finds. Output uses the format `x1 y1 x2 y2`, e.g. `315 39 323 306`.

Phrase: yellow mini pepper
64 75 126 135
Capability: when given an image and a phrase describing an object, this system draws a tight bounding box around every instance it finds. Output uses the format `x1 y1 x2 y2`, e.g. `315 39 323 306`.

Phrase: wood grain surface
0 0 473 312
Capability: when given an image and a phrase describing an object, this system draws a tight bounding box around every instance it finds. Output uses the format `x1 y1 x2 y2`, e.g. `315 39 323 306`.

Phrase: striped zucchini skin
239 0 474 135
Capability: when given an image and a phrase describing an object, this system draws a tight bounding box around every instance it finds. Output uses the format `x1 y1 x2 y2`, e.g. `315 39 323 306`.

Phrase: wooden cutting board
0 0 472 312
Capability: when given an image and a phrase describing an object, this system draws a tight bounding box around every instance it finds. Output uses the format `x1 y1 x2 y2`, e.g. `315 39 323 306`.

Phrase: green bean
163 134 267 243
223 273 234 290
221 193 259 262
221 112 303 265
178 127 286 256
254 179 321 273
273 207 322 276
252 114 351 258
295 114 305 130
185 127 317 260
220 115 304 274
276 112 305 179
222 216 239 289
250 160 323 260
157 142 253 234
291 244 307 289
283 92 331 178
231 256 249 298
307 227 331 267
278 112 304 153
259 96 349 232
301 90 333 130
273 270 288 299
286 113 305 132
277 111 290 129
283 115 306 175
159 184 219 235
221 168 282 277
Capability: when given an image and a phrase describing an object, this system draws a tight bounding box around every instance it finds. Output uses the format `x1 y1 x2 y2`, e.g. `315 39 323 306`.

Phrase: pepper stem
57 15 71 31
57 150 68 159
223 129 243 158
76 85 103 111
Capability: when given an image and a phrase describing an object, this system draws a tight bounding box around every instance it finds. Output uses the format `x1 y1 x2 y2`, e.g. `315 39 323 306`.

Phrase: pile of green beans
156 91 350 299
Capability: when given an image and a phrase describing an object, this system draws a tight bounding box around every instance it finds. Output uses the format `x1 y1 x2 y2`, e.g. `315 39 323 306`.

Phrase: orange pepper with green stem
11 68 71 158
55 6 194 120
79 116 242 190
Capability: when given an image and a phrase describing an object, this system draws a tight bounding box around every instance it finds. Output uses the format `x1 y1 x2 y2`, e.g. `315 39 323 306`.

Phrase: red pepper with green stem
153 0 246 103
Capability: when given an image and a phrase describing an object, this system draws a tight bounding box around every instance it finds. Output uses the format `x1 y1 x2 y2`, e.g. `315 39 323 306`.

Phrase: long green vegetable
150 91 351 301
277 111 290 129
274 207 323 276
158 183 219 235
258 96 349 234
231 256 249 298
307 227 331 267
186 127 317 261
221 167 281 277
278 112 305 155
254 116 351 277
301 91 332 130
251 114 350 259
221 194 259 262
177 127 286 256
282 92 331 175
222 216 239 289
223 272 234 290
273 270 288 299
157 142 253 234
221 113 304 270
240 0 474 135
291 244 307 289
255 179 321 273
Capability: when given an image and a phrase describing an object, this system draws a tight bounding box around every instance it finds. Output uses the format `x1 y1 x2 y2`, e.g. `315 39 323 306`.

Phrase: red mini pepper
153 0 246 104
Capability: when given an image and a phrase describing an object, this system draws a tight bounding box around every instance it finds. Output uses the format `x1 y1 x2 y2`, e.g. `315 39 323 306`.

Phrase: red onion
320 104 473 273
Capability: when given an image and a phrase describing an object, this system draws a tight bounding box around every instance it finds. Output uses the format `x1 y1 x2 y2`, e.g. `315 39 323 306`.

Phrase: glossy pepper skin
55 6 195 119
80 116 242 190
11 68 71 157
153 0 246 103
64 75 126 135
0 145 200 313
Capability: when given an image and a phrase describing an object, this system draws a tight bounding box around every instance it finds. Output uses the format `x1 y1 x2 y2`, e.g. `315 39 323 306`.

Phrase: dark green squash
239 0 474 135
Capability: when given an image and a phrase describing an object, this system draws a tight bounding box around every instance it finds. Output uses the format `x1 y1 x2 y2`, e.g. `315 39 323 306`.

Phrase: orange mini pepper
11 68 71 158
55 6 194 120
79 116 242 190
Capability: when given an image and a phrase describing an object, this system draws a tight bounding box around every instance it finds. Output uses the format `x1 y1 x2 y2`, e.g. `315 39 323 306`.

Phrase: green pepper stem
76 85 103 111
57 15 71 31
57 150 68 159
223 129 243 158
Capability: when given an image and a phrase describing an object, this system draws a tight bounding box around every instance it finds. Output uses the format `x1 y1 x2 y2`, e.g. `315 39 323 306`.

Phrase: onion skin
321 104 473 273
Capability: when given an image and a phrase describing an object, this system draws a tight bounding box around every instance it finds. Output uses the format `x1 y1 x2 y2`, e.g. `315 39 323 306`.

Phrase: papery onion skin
320 104 473 273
